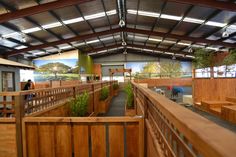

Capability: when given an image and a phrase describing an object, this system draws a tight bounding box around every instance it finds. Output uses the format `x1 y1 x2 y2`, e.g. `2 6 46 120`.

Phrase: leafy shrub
124 83 134 108
223 49 236 65
113 83 119 90
100 87 109 101
70 92 89 117
193 48 213 68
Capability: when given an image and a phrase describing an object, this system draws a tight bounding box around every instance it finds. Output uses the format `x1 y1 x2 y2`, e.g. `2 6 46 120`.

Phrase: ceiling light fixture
122 41 127 46
188 47 193 53
119 19 125 27
172 55 176 60
22 27 41 34
42 22 62 29
222 29 229 38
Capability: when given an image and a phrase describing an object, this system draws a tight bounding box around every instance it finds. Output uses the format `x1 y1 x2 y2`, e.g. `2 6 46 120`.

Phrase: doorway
2 71 15 91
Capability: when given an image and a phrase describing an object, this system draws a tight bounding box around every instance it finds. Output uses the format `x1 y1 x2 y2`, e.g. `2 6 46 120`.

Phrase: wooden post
73 87 76 98
210 66 214 79
15 94 25 157
143 96 148 156
92 84 95 112
60 80 62 86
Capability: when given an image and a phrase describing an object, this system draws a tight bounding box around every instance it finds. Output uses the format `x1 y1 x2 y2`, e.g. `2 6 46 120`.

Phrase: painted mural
33 50 79 81
125 60 192 78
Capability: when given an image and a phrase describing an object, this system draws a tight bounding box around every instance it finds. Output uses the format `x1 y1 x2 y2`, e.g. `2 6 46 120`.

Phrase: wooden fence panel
109 124 124 157
126 123 140 157
73 124 89 157
0 119 17 157
22 117 143 157
91 124 106 157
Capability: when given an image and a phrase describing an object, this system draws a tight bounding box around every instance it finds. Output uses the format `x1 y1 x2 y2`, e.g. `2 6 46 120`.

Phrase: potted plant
113 83 119 96
69 92 89 117
99 86 110 113
124 82 135 116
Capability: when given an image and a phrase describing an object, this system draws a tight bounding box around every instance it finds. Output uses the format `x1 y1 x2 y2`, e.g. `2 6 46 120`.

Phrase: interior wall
193 78 236 102
0 66 20 92
79 51 94 74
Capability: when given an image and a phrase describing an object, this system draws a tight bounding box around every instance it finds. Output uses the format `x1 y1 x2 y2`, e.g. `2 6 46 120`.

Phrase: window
2 71 15 91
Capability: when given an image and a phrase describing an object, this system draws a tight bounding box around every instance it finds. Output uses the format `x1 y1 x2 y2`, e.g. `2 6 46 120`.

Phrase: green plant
193 48 213 68
124 82 134 108
113 83 119 90
70 92 89 117
100 87 109 101
223 49 236 65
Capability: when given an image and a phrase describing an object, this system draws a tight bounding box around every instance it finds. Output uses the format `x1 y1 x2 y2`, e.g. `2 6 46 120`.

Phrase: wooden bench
225 97 236 104
221 105 236 124
201 101 234 116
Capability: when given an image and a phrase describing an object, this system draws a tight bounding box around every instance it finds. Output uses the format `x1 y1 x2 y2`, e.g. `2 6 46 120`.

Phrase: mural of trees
36 62 71 74
159 61 182 77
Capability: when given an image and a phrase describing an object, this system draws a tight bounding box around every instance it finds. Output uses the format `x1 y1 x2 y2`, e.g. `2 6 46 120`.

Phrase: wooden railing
132 81 236 157
22 116 144 157
1 81 115 117
0 81 116 157
134 78 193 87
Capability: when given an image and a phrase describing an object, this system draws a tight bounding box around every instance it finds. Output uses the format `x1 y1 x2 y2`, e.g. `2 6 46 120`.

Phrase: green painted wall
79 51 94 74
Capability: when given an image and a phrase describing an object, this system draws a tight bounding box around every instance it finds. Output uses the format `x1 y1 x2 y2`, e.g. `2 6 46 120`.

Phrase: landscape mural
125 60 192 78
33 51 79 81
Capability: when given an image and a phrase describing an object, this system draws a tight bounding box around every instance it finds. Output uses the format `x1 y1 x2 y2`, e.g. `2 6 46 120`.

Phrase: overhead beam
6 26 236 57
5 28 122 57
124 28 236 48
87 43 188 55
167 0 236 12
0 0 93 23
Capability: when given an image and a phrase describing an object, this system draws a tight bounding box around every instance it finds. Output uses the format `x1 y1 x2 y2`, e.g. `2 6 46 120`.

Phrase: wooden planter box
125 102 136 116
99 97 111 113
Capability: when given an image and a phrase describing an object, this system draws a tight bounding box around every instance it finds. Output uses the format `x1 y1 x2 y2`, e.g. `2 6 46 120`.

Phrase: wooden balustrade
1 81 116 117
132 81 236 157
22 117 144 157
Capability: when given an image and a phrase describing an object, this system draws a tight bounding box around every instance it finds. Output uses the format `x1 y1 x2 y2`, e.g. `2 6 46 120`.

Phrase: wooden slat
38 123 55 157
0 123 17 157
73 124 89 157
91 124 106 157
26 123 39 157
55 123 72 157
126 123 139 157
109 124 124 157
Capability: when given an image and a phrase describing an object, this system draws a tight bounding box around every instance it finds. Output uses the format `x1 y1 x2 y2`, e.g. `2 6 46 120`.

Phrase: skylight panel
15 45 27 49
63 17 84 24
22 27 41 33
138 10 160 18
106 10 117 16
84 12 106 20
206 46 219 51
33 51 46 55
164 52 174 55
2 32 21 38
183 17 204 24
143 48 153 52
163 40 176 44
161 14 182 21
205 21 227 27
149 38 162 42
73 42 86 47
97 50 107 54
86 39 100 44
178 42 191 46
59 45 72 50
127 9 137 15
42 22 62 29
101 36 113 41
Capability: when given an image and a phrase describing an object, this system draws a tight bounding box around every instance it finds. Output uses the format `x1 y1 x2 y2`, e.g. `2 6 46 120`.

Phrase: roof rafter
0 0 94 24
6 27 122 57
167 0 236 12
5 27 236 57
125 28 236 48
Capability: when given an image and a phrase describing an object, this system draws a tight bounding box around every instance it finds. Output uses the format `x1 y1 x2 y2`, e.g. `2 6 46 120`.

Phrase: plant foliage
113 83 119 90
100 87 109 101
193 48 213 68
124 82 134 108
70 92 89 117
223 49 236 65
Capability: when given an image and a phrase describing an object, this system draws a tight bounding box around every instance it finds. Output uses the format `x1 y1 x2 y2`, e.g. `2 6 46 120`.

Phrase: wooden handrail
132 81 236 157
